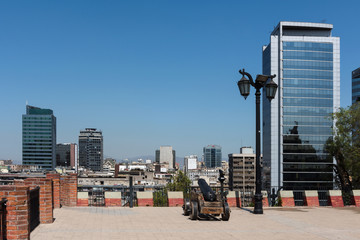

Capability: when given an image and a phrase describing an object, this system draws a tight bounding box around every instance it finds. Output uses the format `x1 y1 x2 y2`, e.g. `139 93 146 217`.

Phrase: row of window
283 134 332 145
23 132 53 135
23 136 52 139
283 50 333 61
283 98 333 108
283 163 333 172
283 42 333 52
283 144 328 154
283 87 333 98
283 153 332 163
283 69 333 80
23 124 53 127
283 106 333 116
283 172 333 182
283 116 332 126
283 59 333 70
283 78 333 89
283 125 332 135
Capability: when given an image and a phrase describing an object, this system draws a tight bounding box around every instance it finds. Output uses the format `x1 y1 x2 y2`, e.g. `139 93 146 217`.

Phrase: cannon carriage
183 170 230 221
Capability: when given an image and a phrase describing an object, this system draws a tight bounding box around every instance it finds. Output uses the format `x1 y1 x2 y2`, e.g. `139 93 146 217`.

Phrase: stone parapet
304 191 319 207
105 192 122 206
137 192 153 207
351 190 360 207
77 192 89 207
227 191 241 208
279 191 295 207
262 191 269 207
167 192 183 207
328 190 343 207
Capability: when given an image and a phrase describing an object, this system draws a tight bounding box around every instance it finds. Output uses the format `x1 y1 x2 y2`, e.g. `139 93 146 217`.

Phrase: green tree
326 103 360 190
166 170 191 198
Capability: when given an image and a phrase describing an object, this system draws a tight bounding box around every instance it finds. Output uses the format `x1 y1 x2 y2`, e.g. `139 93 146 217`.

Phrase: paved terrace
31 207 360 240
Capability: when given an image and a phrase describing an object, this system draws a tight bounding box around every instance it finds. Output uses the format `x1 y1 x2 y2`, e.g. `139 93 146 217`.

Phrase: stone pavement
31 207 360 240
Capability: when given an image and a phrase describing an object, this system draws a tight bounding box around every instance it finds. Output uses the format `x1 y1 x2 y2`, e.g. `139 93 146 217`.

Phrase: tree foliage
326 103 360 189
166 170 191 195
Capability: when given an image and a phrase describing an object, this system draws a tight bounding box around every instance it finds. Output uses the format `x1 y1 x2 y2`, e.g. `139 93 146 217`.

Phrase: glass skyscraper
79 128 103 172
352 67 360 103
262 22 340 190
203 145 222 168
22 105 56 170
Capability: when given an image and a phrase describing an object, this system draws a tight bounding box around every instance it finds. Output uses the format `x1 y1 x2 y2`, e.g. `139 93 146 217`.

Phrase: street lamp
237 68 277 214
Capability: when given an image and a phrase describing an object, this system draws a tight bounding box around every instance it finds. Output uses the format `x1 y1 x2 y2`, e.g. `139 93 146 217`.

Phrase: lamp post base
253 193 263 214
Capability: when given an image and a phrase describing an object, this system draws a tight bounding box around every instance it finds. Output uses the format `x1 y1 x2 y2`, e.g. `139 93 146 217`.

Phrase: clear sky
1 0 359 163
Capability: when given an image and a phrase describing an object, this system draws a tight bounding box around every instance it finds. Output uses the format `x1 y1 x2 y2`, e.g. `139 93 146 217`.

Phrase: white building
262 22 340 190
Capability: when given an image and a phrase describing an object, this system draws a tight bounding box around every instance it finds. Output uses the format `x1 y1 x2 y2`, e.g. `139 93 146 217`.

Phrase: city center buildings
262 22 340 190
22 105 56 170
79 128 103 172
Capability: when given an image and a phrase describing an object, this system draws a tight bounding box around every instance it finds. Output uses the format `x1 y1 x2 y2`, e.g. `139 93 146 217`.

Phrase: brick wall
328 190 344 207
304 191 319 207
77 192 88 207
59 174 78 207
353 190 360 207
262 191 269 207
46 173 61 208
227 191 241 208
19 178 53 224
105 192 121 207
280 191 295 207
167 192 183 207
0 185 30 240
137 192 153 207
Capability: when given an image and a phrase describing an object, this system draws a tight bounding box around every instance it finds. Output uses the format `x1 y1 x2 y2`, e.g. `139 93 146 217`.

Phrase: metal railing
0 198 7 240
88 187 105 207
29 187 40 232
153 189 168 207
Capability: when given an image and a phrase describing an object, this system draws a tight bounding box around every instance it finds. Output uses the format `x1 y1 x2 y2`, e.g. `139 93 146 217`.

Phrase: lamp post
237 68 277 214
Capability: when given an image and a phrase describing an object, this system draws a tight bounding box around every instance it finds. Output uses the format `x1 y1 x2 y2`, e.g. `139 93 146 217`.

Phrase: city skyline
1 1 359 163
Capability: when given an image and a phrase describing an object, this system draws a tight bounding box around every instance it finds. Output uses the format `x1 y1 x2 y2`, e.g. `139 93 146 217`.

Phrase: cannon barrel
198 179 217 202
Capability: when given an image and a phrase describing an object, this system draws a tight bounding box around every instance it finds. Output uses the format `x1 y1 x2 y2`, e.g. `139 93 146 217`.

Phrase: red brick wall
227 197 241 208
281 197 295 207
304 196 319 207
105 199 121 207
354 196 360 207
0 185 30 240
21 178 54 224
262 197 269 207
329 196 344 207
77 199 89 207
137 199 153 207
168 198 183 207
46 173 61 209
59 174 78 207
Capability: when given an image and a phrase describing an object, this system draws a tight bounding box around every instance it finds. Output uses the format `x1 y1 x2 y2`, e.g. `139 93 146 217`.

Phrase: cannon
183 170 230 221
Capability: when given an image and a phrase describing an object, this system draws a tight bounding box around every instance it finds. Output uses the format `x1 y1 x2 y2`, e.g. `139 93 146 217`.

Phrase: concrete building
352 67 360 103
56 143 77 168
22 105 56 170
155 146 175 170
184 155 197 173
262 22 340 190
79 128 103 172
203 145 222 168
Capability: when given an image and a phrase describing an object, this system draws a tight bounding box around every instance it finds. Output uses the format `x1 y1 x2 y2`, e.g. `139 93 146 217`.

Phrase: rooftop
31 207 360 240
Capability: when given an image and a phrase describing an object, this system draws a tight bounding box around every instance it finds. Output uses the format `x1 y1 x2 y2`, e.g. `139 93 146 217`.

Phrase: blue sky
1 1 359 163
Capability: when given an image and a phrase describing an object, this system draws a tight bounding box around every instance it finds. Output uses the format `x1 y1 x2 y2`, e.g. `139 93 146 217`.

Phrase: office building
352 67 360 103
184 155 198 173
203 145 222 168
262 22 340 190
22 105 56 170
56 143 77 168
79 128 103 172
155 146 176 170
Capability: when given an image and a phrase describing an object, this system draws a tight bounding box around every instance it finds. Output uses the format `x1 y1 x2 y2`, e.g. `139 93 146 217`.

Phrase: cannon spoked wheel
221 202 230 221
190 201 198 220
183 199 191 216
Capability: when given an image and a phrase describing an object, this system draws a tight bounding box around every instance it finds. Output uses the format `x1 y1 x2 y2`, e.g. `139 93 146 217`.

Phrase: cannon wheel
190 201 198 220
183 199 191 216
221 202 230 221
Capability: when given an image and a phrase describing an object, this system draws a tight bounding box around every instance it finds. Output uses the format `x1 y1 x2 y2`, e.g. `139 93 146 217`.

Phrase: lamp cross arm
239 69 255 87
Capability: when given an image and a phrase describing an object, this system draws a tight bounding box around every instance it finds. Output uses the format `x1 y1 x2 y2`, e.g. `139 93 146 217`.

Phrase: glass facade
282 41 334 189
22 105 56 170
203 145 222 168
352 67 360 103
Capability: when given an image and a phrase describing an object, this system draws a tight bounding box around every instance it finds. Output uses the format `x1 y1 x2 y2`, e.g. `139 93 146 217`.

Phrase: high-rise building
22 105 56 170
352 67 360 103
184 155 198 173
78 128 103 172
262 22 340 190
56 143 77 168
203 145 222 168
155 146 175 170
